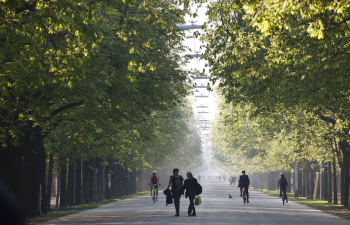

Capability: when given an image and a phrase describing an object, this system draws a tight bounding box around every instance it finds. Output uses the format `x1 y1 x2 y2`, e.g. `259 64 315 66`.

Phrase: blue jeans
188 191 196 215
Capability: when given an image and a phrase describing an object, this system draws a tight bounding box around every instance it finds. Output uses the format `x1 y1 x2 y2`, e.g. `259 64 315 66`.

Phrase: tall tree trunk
83 159 90 204
60 159 67 209
340 161 344 205
76 159 82 205
67 162 74 206
305 161 310 198
333 157 338 204
55 169 60 210
310 163 315 199
328 161 332 203
339 140 349 208
44 152 54 213
0 127 46 218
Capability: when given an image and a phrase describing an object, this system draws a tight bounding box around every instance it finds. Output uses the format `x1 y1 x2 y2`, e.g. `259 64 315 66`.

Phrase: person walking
167 168 184 216
183 172 198 216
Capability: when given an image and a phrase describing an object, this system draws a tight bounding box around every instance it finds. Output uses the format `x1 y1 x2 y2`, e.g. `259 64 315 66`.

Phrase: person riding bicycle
278 173 288 203
149 171 160 200
238 170 250 203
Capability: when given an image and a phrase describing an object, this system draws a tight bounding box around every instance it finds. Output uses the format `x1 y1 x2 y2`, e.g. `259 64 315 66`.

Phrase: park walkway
41 179 348 225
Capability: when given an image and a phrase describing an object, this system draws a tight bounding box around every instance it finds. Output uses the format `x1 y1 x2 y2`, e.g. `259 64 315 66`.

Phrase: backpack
195 182 202 195
280 177 287 186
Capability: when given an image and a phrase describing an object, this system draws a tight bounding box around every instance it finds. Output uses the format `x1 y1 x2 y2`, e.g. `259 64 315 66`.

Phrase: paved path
42 180 348 225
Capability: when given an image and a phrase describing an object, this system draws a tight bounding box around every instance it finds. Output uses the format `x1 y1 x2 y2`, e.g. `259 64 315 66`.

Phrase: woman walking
167 168 184 216
183 172 198 216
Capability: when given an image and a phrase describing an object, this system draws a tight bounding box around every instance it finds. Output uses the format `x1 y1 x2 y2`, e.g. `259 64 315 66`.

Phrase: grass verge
252 187 350 220
27 191 149 225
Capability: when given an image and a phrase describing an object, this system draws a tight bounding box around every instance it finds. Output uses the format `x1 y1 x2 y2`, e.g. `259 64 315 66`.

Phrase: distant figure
219 176 221 181
232 176 236 184
198 175 201 182
238 171 250 203
0 180 26 225
278 173 289 203
229 176 233 185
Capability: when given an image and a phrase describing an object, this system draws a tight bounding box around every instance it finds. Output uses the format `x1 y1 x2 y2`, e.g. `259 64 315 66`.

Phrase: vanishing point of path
42 180 348 225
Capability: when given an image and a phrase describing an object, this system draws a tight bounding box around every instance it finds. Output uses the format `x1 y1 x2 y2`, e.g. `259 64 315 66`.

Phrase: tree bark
310 163 315 199
328 161 332 203
67 162 74 206
339 140 349 208
59 159 67 209
0 127 46 218
44 151 54 213
76 159 82 205
83 159 91 204
55 169 60 210
333 157 338 204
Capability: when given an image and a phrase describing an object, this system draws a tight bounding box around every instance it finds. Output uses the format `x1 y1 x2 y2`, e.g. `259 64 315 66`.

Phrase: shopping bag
195 196 201 205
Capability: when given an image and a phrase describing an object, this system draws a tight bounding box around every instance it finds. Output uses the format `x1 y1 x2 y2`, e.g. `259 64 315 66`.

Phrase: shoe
240 194 242 197
286 199 288 203
188 213 191 216
175 214 179 216
247 200 249 203
191 213 196 216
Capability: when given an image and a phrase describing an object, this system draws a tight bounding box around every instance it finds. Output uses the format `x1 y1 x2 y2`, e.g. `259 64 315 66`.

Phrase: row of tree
0 0 202 217
204 1 350 208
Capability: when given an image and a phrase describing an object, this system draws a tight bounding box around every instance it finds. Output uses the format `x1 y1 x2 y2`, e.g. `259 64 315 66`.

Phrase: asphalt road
42 179 349 225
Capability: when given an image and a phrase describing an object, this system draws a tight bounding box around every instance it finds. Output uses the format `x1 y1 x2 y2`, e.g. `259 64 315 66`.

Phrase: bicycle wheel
153 189 156 204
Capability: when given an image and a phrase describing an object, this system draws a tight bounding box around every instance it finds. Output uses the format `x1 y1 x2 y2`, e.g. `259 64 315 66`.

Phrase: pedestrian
183 172 198 216
167 168 184 216
229 176 232 185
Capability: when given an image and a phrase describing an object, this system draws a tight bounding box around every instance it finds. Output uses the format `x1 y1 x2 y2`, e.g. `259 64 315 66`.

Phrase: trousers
188 191 196 215
173 191 181 214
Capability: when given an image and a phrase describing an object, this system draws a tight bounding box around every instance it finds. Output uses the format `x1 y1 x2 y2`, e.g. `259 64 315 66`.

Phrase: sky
181 3 219 141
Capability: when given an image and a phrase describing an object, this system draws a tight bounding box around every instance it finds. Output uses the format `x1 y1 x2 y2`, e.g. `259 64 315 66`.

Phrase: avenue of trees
204 1 350 208
0 0 202 217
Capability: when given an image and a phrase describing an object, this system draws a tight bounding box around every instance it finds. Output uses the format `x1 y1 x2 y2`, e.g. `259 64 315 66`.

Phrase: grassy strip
27 191 149 225
288 199 342 207
252 187 350 220
53 191 149 211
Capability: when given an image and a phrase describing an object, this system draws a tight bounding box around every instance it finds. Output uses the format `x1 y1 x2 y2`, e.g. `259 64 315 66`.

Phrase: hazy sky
182 3 218 139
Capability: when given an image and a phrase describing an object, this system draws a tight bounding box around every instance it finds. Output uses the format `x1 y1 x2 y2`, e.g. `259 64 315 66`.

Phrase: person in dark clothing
167 168 184 216
278 173 289 203
183 172 198 216
239 170 250 203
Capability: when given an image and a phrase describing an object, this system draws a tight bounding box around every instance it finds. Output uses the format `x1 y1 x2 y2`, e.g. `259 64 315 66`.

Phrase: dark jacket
239 174 250 187
163 188 173 206
183 178 198 197
278 177 288 187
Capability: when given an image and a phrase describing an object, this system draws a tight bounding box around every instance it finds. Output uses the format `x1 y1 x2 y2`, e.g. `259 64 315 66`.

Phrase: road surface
42 179 348 225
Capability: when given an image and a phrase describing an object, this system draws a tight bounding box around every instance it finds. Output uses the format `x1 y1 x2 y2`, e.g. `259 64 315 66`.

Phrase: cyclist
149 171 160 200
278 173 288 203
238 171 250 203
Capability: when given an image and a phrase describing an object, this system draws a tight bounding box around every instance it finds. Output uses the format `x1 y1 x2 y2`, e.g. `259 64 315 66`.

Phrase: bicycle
242 187 247 205
150 183 160 204
281 189 286 205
